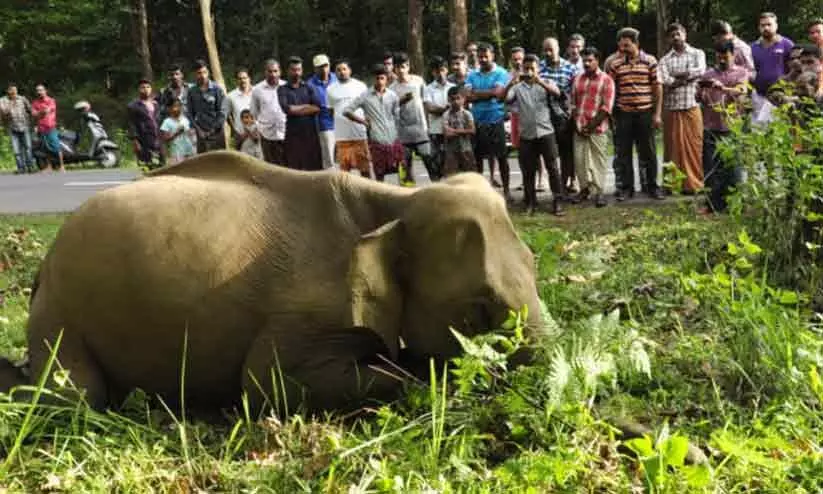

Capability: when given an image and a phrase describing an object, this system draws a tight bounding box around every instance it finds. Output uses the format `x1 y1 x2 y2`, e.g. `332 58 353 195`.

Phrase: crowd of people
2 12 822 216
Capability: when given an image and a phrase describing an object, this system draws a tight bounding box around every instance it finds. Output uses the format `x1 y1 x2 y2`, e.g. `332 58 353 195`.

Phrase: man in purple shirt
751 12 794 96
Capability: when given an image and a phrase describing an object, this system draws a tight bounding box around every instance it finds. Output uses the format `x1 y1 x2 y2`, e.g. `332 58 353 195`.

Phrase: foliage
718 90 823 293
0 205 822 491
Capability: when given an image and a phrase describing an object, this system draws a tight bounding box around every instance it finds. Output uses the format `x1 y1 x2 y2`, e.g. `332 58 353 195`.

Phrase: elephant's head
347 173 545 369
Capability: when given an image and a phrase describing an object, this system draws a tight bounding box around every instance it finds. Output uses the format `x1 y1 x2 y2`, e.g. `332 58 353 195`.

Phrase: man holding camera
504 54 565 216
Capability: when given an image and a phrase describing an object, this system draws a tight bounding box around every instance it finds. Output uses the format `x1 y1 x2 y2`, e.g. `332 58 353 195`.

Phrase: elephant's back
37 175 289 399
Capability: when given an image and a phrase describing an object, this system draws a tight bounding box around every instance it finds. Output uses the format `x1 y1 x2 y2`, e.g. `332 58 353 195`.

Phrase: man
540 36 580 195
344 65 404 182
504 54 565 216
308 54 338 169
390 52 437 184
710 20 756 79
449 52 472 92
800 45 823 75
608 27 664 200
327 60 371 177
507 47 525 152
250 59 288 165
187 59 228 153
750 12 794 120
807 20 823 96
466 41 480 71
809 19 823 51
466 43 512 199
659 23 707 194
383 51 398 85
127 79 161 168
570 47 616 208
31 84 64 172
567 34 586 71
158 64 191 124
423 56 454 182
278 56 323 171
768 45 822 106
226 68 254 150
0 82 34 174
698 41 749 214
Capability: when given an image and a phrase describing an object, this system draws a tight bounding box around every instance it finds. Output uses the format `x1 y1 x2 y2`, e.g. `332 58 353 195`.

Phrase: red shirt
570 69 615 134
31 96 57 133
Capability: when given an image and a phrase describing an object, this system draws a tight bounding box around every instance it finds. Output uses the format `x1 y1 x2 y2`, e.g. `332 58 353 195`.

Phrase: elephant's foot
0 357 28 394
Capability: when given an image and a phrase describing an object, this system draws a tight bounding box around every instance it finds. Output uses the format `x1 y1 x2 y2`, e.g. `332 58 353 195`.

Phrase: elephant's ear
346 220 405 361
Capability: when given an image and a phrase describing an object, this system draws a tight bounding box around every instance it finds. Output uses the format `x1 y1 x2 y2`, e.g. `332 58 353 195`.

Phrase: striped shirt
539 58 580 94
608 50 659 112
570 69 615 134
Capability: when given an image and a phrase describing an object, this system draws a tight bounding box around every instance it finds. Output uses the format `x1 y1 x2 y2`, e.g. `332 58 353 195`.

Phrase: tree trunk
132 0 154 81
656 0 669 58
449 0 468 55
408 0 424 74
198 0 229 149
488 0 503 56
129 0 153 81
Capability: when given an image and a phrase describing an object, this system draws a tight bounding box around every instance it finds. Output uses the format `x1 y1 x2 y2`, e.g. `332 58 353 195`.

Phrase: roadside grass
0 200 821 492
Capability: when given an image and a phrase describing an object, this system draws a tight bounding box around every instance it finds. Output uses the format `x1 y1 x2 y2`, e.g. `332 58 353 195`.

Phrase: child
441 86 475 177
238 109 263 159
159 99 195 165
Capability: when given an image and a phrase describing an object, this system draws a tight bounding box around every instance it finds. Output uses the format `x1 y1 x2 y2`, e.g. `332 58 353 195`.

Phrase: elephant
0 150 546 416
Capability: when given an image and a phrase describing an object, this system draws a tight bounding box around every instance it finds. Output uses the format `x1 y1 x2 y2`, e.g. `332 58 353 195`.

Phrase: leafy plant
624 423 712 492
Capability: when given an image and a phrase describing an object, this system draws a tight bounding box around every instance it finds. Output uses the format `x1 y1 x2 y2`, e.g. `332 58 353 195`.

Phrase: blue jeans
9 129 33 171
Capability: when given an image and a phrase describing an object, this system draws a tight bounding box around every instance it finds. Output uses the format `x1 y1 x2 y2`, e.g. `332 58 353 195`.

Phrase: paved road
0 158 659 214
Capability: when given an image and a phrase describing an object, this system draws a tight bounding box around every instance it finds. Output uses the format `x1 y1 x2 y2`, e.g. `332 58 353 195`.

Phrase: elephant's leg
241 329 405 416
23 289 108 410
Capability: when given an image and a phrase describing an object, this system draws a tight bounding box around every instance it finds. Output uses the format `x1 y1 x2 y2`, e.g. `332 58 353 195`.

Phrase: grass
0 199 821 492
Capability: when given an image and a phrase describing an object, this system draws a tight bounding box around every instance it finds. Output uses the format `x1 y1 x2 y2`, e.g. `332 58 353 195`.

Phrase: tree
130 0 153 81
408 0 424 73
488 0 503 55
656 0 669 57
449 0 468 54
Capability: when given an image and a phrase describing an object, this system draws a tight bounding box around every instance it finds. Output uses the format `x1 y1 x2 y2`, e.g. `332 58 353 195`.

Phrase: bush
717 90 823 294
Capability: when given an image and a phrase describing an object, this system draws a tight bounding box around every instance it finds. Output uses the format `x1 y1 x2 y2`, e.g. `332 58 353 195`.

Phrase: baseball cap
313 54 330 67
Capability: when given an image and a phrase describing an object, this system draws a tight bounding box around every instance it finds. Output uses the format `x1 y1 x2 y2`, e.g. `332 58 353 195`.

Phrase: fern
542 309 654 410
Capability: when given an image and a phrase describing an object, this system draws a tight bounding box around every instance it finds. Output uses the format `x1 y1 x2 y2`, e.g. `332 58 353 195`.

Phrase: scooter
32 101 121 168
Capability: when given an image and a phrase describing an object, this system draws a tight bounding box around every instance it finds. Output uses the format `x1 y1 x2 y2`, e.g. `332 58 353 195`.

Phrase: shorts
336 140 371 172
40 129 61 156
443 150 476 176
474 121 507 159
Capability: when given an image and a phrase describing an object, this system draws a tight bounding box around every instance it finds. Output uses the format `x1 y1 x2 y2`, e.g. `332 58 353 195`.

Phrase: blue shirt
466 65 510 124
539 58 580 95
307 73 338 131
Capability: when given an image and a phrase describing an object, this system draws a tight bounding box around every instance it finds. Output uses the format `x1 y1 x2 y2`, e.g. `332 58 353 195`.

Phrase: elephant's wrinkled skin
1 151 545 414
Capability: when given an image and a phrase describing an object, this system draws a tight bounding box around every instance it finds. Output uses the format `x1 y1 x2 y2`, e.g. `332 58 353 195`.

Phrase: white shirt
390 75 429 144
250 79 287 141
327 78 368 141
423 79 454 135
226 87 253 134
